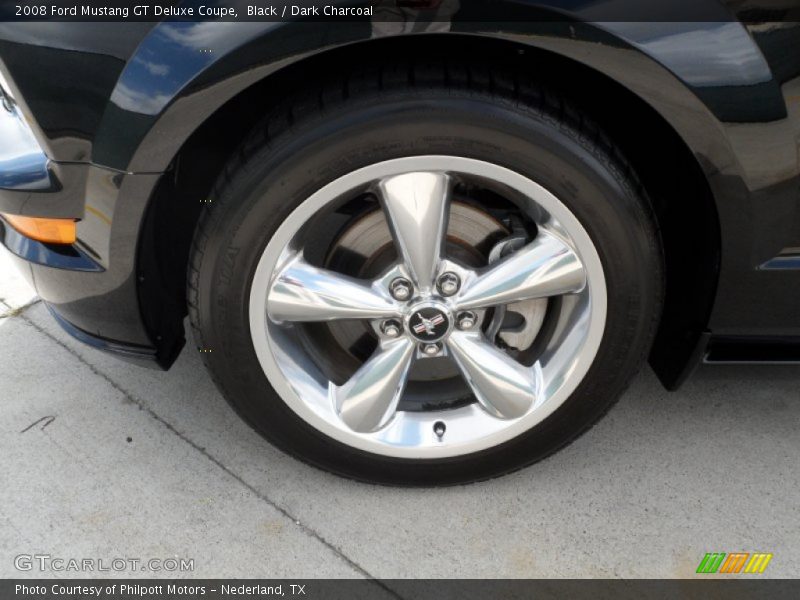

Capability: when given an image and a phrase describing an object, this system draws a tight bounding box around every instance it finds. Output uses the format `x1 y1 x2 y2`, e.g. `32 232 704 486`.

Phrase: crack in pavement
16 310 404 598
20 415 56 433
1 297 42 319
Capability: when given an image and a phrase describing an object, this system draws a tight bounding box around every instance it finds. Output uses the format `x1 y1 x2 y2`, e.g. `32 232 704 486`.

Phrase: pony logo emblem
408 307 450 342
413 314 446 335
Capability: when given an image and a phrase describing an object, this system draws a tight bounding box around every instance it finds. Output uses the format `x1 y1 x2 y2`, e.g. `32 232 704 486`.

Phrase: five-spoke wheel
189 68 662 483
249 156 606 457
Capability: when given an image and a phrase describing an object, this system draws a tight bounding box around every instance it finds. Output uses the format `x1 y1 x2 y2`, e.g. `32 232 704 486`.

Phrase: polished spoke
447 331 540 419
456 230 586 310
378 171 450 292
332 338 415 433
267 253 399 323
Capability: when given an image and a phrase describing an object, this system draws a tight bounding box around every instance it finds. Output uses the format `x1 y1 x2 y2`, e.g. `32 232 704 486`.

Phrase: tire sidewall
192 92 662 484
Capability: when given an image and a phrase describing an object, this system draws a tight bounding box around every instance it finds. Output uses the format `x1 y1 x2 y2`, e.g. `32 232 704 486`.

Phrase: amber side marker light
1 214 77 244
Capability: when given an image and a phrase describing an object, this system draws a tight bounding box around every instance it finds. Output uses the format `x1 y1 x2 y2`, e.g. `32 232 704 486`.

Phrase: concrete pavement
1 247 799 579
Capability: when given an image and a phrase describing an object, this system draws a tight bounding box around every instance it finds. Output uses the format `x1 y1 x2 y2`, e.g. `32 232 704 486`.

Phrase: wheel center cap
406 303 452 343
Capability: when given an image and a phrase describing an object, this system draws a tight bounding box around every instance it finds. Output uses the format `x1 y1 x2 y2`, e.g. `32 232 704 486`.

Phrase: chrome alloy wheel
249 156 607 458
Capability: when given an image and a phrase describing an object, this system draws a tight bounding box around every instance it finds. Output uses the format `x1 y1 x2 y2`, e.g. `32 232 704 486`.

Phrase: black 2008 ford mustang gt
1 1 798 484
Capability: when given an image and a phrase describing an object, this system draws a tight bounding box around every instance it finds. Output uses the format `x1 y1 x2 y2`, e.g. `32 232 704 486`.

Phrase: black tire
187 61 663 485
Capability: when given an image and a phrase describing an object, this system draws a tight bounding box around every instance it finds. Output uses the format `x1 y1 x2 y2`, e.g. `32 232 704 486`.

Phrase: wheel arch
135 33 721 387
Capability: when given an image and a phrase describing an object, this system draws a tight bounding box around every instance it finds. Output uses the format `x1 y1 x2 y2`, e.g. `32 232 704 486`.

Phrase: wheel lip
249 156 607 459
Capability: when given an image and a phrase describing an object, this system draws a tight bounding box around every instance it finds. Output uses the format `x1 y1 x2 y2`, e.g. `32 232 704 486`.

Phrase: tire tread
186 59 664 485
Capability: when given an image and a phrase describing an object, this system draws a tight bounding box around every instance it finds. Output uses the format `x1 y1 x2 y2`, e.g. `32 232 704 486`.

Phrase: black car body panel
1 1 799 386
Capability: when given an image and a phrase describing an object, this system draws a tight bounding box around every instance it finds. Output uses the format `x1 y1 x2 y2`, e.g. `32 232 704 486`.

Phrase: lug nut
457 311 477 330
421 343 442 357
381 319 402 338
389 278 413 301
437 272 460 297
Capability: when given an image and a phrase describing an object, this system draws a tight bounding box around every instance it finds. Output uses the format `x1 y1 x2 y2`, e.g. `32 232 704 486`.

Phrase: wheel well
137 34 720 385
